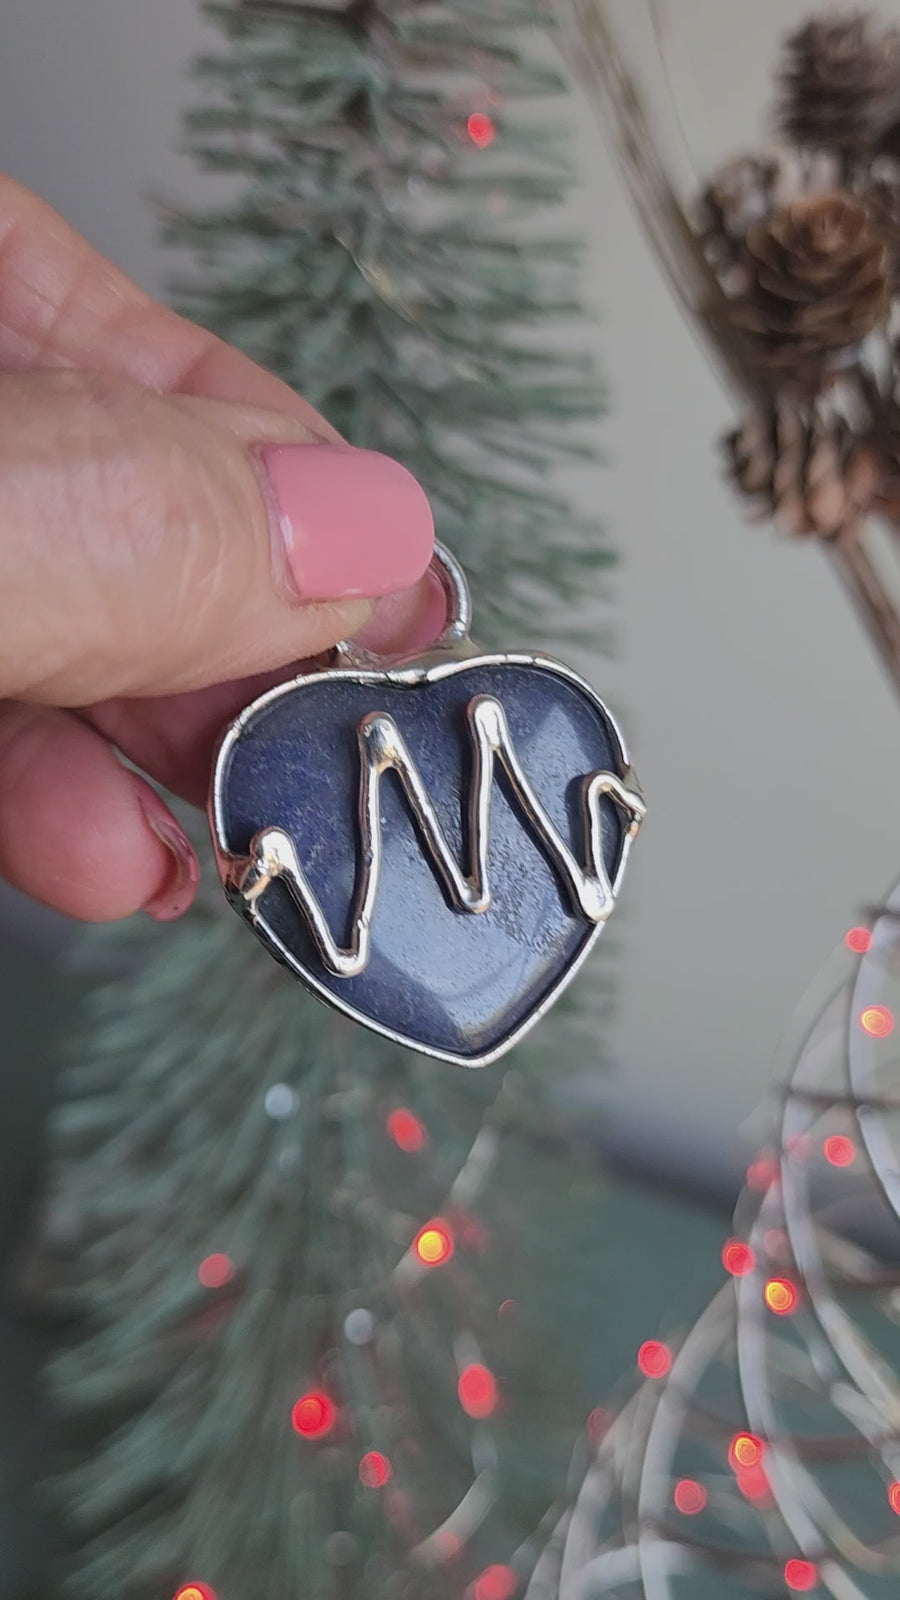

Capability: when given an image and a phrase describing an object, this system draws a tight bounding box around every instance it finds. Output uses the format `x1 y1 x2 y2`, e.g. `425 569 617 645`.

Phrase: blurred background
3 2 900 1596
2 0 899 1184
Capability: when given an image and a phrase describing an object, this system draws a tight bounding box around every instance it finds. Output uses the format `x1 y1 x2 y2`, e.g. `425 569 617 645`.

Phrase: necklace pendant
209 545 644 1066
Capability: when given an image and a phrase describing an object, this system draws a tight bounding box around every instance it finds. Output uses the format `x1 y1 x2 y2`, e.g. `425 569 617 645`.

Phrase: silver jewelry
209 545 644 1067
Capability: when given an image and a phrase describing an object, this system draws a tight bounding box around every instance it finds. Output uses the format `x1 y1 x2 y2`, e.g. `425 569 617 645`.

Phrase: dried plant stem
830 536 900 698
562 0 900 709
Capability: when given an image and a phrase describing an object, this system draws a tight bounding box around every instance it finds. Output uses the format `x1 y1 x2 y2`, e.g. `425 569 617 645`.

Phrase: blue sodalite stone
216 660 626 1064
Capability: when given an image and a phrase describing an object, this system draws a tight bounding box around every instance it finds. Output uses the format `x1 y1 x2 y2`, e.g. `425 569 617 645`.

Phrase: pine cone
777 12 900 161
697 155 781 269
724 405 879 537
730 193 888 383
863 166 900 288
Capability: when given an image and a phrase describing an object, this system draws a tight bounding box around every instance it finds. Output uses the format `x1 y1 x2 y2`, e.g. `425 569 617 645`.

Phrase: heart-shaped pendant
209 546 644 1066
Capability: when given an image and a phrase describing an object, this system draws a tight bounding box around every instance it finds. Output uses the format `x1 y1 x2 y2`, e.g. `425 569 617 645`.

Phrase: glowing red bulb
673 1478 707 1515
359 1450 392 1488
467 111 496 149
291 1391 336 1439
784 1558 819 1592
197 1253 235 1289
637 1340 672 1379
860 1004 894 1038
823 1134 855 1167
386 1107 428 1152
458 1363 498 1419
845 926 872 954
736 1462 771 1502
586 1406 610 1445
474 1565 518 1600
729 1432 763 1470
764 1277 799 1316
414 1219 454 1266
174 1587 217 1600
747 1154 779 1192
721 1238 756 1277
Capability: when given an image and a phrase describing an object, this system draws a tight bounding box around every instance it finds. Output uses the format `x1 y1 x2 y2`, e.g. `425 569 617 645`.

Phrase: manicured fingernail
357 568 449 657
255 444 434 601
138 789 200 922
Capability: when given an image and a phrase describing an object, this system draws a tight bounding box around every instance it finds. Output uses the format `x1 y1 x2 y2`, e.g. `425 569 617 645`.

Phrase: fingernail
255 444 434 601
138 788 200 922
357 568 449 658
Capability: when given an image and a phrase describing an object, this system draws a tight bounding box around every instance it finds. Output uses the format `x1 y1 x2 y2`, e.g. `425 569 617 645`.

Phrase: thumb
0 370 434 705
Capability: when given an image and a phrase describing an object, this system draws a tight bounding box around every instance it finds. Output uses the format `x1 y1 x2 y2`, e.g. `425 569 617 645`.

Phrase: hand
0 174 441 924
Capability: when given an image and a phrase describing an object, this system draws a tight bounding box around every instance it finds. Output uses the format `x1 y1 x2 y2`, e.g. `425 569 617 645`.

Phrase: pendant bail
332 541 472 669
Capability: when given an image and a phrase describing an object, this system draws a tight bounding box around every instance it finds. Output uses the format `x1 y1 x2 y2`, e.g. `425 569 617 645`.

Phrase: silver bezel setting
209 649 642 1069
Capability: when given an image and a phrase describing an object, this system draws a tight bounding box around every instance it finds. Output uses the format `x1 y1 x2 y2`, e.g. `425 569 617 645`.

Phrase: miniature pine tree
39 4 612 1597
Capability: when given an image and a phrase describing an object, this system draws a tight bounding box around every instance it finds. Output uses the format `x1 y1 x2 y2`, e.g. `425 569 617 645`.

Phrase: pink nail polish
138 789 200 922
255 444 434 602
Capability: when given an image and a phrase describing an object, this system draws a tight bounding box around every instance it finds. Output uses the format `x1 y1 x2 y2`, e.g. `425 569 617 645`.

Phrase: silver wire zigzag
237 693 645 979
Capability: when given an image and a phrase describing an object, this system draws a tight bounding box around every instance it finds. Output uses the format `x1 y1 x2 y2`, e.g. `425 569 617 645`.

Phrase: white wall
2 0 899 1161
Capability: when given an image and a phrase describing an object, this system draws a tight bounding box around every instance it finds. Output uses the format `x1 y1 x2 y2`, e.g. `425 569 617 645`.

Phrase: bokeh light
473 1565 518 1600
673 1478 707 1515
414 1220 454 1266
860 1004 894 1038
291 1391 336 1439
386 1108 427 1152
747 1154 779 1191
174 1586 216 1600
729 1431 764 1470
889 1480 900 1515
358 1450 392 1488
197 1253 235 1289
845 926 873 953
736 1462 771 1502
823 1134 856 1167
722 1238 756 1277
458 1363 498 1419
764 1277 799 1315
637 1340 672 1379
784 1558 819 1592
467 111 496 149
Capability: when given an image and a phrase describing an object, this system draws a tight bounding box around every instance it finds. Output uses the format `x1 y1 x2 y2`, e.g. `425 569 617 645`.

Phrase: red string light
291 1391 336 1439
473 1565 518 1600
197 1253 235 1289
466 111 496 150
823 1134 855 1167
413 1219 454 1267
721 1238 756 1277
764 1277 799 1316
736 1462 771 1503
359 1450 392 1488
637 1339 672 1379
586 1406 611 1445
860 1004 894 1038
889 1481 900 1515
386 1107 428 1152
458 1363 498 1418
729 1431 764 1470
746 1153 779 1191
784 1558 819 1592
845 926 873 953
174 1586 217 1600
673 1478 707 1515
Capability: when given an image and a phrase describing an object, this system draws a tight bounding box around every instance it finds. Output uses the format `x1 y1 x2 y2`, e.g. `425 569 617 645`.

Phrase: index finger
0 171 342 427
